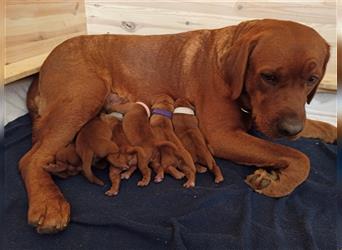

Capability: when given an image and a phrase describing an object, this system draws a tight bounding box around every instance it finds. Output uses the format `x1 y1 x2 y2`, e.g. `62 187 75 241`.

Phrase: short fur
149 94 196 185
173 98 224 183
21 19 336 233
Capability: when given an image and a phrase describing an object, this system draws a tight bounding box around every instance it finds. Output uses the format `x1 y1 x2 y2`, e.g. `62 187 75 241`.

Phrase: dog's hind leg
20 74 109 233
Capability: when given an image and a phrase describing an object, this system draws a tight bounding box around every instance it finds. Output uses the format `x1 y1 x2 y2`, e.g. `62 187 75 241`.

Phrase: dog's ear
307 43 330 104
306 83 319 105
221 37 258 100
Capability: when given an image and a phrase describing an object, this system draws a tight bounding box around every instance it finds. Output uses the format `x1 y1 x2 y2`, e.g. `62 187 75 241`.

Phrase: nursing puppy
150 94 196 184
44 143 81 178
172 98 224 183
106 101 195 187
76 113 129 186
104 111 138 196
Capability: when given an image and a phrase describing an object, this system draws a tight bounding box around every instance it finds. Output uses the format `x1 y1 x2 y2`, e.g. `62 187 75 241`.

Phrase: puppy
44 143 82 178
104 111 139 196
106 101 186 187
44 93 128 182
150 94 196 186
172 98 224 183
76 112 129 186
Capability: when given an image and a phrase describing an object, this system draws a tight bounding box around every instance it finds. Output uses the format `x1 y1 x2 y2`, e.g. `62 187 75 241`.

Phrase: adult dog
22 19 336 233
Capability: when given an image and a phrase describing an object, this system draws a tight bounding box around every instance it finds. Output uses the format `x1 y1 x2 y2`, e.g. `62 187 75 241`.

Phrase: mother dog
21 19 336 233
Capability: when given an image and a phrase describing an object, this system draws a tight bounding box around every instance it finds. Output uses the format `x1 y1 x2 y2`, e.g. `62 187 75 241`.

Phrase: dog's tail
78 148 104 186
26 74 40 121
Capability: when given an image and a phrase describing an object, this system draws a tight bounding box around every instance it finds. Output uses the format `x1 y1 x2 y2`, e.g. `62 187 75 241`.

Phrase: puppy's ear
221 37 258 100
307 43 330 104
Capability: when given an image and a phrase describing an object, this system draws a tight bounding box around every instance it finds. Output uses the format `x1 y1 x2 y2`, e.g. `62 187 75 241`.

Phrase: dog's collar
136 101 151 117
107 111 124 120
173 107 195 115
240 107 251 114
152 109 173 119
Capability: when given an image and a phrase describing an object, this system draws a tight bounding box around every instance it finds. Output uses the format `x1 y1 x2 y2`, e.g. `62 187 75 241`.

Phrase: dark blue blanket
3 114 341 250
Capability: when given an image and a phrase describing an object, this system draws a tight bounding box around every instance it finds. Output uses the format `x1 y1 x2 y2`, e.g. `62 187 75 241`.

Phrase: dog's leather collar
173 107 195 115
136 101 151 117
240 107 251 114
107 111 124 120
152 109 173 119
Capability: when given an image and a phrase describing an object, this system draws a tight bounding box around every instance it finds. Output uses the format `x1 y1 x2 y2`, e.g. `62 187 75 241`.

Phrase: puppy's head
174 98 195 110
219 19 330 138
152 94 175 111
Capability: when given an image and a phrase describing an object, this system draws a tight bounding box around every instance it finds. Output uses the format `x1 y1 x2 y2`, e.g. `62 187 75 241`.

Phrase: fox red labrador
23 19 336 233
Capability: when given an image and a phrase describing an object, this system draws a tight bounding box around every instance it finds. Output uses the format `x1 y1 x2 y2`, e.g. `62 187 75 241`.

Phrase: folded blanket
3 114 340 250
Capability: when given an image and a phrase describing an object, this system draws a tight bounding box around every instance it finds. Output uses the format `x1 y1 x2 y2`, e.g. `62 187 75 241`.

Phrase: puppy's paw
137 179 150 187
183 180 195 188
105 189 119 196
195 164 207 173
154 176 164 183
165 166 184 179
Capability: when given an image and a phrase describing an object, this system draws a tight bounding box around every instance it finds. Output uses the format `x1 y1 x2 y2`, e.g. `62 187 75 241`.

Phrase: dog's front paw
245 165 306 198
321 123 337 144
28 193 70 234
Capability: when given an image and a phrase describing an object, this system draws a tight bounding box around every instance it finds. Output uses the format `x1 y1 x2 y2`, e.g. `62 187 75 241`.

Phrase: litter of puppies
45 93 224 196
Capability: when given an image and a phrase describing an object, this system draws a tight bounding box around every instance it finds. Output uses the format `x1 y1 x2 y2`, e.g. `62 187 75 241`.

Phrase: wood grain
85 1 337 90
5 0 87 84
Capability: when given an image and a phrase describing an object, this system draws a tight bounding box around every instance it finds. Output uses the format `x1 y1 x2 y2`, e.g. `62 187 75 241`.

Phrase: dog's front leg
299 119 336 143
207 129 310 197
196 96 310 197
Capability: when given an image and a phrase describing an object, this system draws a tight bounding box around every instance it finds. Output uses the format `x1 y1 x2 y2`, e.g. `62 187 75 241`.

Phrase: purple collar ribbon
152 109 173 119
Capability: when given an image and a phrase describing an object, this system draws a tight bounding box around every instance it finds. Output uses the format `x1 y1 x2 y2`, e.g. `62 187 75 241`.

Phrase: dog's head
219 19 330 138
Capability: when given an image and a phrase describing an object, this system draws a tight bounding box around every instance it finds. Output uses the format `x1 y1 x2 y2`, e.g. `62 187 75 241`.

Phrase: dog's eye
261 73 277 85
307 75 319 86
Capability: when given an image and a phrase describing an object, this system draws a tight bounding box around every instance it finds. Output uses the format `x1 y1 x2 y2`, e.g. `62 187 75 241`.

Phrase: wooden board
5 0 87 84
0 0 5 85
86 1 337 90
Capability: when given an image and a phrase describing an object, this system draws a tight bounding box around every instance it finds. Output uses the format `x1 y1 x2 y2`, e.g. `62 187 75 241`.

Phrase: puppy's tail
78 148 104 186
156 141 196 173
188 131 214 170
155 141 177 151
127 146 146 159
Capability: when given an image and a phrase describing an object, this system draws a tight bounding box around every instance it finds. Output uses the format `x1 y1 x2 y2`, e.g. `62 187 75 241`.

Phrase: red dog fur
22 19 336 233
150 94 196 184
172 98 224 183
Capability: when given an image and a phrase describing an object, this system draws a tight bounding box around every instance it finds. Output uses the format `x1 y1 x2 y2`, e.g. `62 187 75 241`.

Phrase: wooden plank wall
1 0 5 85
5 0 87 84
86 1 337 90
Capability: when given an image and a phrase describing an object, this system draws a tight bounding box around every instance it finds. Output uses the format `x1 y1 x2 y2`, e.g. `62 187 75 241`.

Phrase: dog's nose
277 117 304 136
